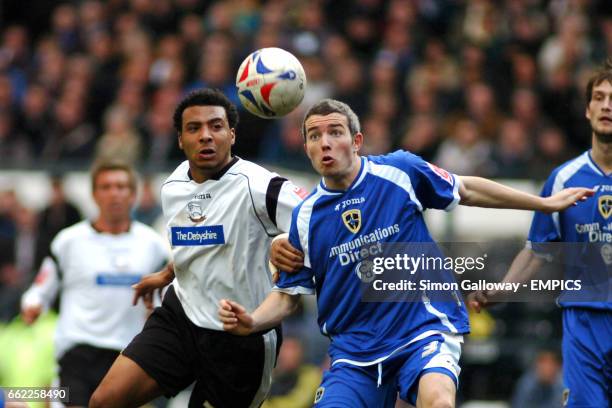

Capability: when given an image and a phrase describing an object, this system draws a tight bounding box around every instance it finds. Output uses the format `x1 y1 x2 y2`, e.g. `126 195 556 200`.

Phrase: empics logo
342 209 361 233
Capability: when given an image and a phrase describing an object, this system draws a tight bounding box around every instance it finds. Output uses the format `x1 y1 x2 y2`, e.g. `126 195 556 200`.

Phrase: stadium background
0 0 606 407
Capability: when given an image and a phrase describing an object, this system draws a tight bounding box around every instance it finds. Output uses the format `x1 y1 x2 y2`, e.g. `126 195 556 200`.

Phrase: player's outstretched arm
219 291 300 336
458 176 593 213
468 247 544 312
132 262 174 309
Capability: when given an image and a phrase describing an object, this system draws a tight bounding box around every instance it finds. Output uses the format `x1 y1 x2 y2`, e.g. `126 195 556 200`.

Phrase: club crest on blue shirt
598 195 612 219
342 209 361 233
187 201 206 223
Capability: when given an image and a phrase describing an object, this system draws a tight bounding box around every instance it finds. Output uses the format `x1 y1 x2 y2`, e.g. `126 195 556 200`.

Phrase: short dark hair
173 89 239 133
586 57 612 103
91 161 137 192
302 99 361 141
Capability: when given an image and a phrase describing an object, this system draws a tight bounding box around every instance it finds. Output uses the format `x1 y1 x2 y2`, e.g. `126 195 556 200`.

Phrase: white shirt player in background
91 89 305 408
20 162 169 408
218 99 594 408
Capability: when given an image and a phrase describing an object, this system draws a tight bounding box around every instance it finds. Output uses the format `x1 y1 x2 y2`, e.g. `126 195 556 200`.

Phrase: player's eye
308 133 320 141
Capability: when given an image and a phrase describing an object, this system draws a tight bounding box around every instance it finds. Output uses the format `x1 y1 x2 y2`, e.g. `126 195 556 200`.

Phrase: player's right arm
269 233 304 277
21 256 61 325
468 247 544 312
132 262 174 308
219 291 300 335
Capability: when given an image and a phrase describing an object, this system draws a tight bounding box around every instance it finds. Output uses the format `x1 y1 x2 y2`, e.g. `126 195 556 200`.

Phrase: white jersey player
21 162 169 407
91 89 306 408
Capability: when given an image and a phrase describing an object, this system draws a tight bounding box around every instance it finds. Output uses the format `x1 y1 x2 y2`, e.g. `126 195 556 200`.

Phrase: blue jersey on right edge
275 151 469 365
529 151 612 408
528 151 612 311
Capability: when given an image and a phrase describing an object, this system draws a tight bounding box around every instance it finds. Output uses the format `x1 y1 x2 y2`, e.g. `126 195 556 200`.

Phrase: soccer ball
236 47 307 119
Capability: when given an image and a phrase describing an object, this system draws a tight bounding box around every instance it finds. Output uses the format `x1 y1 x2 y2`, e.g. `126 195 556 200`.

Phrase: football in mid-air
235 47 307 119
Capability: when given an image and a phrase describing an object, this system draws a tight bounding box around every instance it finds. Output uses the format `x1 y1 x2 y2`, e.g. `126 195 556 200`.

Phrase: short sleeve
271 179 308 233
387 152 459 211
273 207 315 295
527 175 561 254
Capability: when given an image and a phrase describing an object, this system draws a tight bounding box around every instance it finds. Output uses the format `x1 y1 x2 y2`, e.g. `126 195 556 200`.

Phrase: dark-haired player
91 89 305 408
471 60 612 408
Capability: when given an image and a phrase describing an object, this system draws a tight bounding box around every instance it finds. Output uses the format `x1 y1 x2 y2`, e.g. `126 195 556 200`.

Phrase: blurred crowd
0 1 601 405
0 0 611 176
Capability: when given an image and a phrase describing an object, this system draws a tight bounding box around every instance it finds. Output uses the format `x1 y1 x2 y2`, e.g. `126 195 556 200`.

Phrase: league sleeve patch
427 163 454 186
292 185 309 199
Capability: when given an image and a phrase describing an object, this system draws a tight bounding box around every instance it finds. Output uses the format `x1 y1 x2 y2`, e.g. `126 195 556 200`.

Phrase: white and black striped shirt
161 157 306 330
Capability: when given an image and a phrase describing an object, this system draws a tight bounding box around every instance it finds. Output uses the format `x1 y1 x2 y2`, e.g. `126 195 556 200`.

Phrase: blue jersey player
471 62 612 408
220 99 592 408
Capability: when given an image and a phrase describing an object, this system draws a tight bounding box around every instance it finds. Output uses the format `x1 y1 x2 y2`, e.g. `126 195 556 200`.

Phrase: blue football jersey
528 151 612 310
275 151 470 364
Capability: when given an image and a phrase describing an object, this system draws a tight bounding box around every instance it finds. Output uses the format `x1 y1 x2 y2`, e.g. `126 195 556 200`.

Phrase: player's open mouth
198 148 216 159
321 155 334 165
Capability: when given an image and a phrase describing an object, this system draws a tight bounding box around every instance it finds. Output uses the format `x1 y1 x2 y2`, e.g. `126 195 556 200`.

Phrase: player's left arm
219 291 301 335
458 176 593 213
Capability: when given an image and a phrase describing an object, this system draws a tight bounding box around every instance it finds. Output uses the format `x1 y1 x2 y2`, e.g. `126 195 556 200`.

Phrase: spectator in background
16 83 51 158
435 118 493 177
491 119 533 178
41 94 96 165
511 350 564 408
463 81 505 140
400 114 440 162
132 177 162 227
37 174 81 254
331 56 367 117
530 126 574 178
0 206 39 322
360 115 391 156
95 105 142 165
0 110 31 165
511 88 547 140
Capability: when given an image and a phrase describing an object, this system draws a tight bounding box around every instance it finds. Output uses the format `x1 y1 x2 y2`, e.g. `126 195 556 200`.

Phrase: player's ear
353 132 363 153
585 105 592 120
177 132 183 150
230 128 236 146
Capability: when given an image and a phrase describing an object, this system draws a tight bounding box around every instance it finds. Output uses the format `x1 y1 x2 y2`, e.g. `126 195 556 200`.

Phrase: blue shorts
562 308 612 407
313 333 462 407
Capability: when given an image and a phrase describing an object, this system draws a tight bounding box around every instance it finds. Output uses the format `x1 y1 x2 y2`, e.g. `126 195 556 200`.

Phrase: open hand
132 265 174 309
542 187 594 213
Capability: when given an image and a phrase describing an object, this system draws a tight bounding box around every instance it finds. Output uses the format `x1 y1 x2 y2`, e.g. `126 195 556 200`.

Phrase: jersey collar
187 156 240 182
319 156 368 194
89 220 132 234
586 150 609 177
